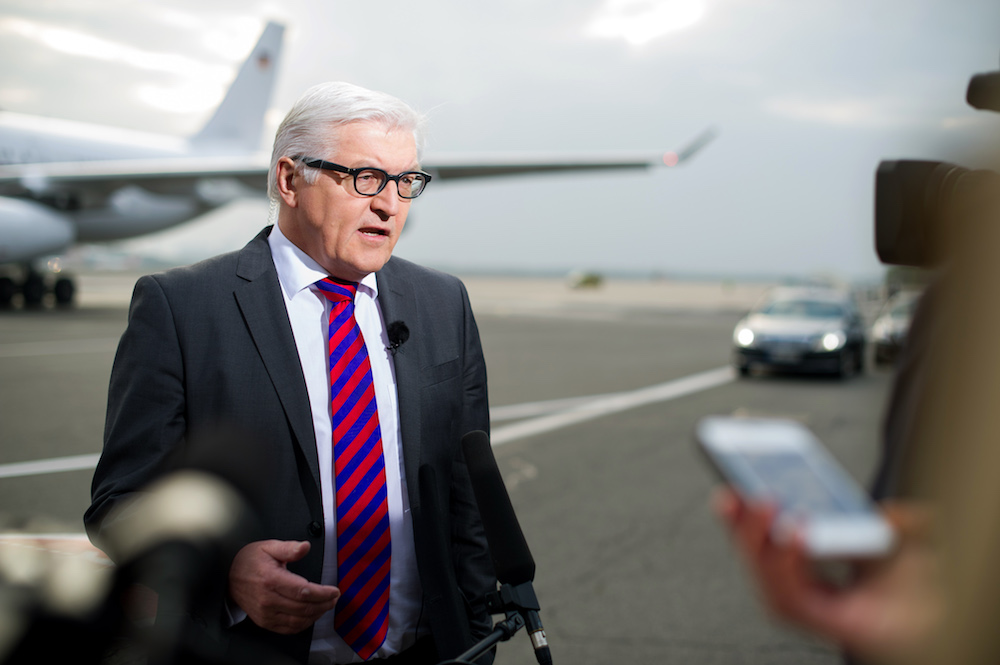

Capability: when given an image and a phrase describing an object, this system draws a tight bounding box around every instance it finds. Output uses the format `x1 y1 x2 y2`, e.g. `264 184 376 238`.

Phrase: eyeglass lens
354 169 428 198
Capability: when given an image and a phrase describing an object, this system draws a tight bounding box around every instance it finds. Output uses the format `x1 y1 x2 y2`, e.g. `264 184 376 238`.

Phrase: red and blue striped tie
315 278 391 660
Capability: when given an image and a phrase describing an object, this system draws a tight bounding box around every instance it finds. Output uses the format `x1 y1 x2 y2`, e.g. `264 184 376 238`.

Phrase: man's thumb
266 539 312 565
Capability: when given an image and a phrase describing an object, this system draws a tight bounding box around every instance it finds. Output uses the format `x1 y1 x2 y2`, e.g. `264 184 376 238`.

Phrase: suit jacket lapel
233 228 321 492
377 259 423 501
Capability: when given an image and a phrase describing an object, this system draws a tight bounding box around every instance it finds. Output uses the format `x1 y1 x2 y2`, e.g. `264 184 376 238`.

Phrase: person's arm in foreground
714 489 940 665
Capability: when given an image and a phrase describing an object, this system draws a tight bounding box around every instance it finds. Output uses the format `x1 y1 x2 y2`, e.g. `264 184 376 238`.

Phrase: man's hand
229 539 340 635
714 489 940 665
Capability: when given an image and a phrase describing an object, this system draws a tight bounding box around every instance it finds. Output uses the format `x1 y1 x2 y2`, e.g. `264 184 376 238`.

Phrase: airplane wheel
0 277 14 307
22 273 45 307
54 277 75 306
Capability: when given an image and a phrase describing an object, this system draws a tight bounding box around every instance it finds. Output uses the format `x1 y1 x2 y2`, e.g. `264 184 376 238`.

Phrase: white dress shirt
268 225 424 663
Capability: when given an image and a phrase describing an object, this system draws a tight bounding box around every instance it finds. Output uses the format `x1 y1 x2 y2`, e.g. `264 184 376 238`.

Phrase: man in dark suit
85 81 496 665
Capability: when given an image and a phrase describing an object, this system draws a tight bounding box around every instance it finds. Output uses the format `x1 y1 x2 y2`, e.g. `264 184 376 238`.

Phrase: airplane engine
72 185 206 242
0 196 75 263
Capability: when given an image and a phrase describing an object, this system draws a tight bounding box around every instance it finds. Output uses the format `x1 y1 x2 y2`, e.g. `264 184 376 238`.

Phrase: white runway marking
491 365 736 445
0 366 736 479
0 453 101 478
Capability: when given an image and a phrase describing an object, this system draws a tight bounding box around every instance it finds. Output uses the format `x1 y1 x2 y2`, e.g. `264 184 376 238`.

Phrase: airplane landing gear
0 276 15 308
22 271 46 308
0 267 77 309
54 277 75 306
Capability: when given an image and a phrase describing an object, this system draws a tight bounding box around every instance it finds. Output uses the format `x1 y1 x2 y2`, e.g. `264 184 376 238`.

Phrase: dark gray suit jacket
85 227 496 663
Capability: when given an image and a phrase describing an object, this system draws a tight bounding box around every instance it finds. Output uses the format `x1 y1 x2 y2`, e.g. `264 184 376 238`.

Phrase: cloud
1 18 188 74
0 86 37 107
586 0 707 46
762 95 918 128
0 17 240 115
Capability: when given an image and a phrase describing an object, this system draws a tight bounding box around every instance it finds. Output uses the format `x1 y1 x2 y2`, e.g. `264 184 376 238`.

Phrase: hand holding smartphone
696 415 894 559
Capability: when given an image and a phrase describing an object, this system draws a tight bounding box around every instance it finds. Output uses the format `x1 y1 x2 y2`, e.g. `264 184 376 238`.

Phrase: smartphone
696 415 894 558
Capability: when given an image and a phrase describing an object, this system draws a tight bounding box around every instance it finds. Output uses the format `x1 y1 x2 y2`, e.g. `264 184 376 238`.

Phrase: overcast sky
3 0 1000 281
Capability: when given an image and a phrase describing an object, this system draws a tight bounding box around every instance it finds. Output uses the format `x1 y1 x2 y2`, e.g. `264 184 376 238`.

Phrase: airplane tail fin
190 21 284 152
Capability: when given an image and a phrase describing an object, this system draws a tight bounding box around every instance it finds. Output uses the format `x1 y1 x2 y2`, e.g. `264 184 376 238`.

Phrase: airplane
0 21 716 308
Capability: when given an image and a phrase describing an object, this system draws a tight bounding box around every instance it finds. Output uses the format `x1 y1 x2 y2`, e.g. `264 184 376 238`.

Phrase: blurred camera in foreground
875 159 1000 268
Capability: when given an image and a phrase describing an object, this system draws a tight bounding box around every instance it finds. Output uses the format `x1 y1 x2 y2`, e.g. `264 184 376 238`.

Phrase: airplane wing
0 156 271 193
426 150 679 180
0 127 718 192
426 127 718 180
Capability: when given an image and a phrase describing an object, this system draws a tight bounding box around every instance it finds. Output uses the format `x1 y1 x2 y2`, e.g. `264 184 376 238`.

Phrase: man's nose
371 180 401 217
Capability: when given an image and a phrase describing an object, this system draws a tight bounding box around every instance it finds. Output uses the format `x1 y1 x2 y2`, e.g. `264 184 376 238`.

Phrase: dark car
871 290 921 366
732 287 866 378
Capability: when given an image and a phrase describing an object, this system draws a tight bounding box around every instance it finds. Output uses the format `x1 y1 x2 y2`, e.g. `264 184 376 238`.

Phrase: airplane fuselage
0 114 226 248
0 113 189 165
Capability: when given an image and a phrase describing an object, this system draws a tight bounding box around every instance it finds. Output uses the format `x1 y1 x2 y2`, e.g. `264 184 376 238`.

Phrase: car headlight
734 327 755 347
818 331 846 351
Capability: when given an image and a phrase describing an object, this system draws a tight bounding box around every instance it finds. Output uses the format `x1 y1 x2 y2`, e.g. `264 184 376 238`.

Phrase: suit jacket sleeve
449 280 495 641
85 273 188 551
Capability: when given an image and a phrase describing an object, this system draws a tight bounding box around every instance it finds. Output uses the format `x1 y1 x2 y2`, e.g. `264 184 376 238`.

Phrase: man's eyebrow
394 157 421 171
351 159 422 172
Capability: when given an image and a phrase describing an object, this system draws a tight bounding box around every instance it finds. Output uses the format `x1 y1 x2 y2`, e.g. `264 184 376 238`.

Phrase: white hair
267 81 427 201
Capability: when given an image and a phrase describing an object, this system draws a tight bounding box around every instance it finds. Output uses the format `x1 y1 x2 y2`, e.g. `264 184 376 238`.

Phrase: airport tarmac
0 271 894 665
67 271 779 312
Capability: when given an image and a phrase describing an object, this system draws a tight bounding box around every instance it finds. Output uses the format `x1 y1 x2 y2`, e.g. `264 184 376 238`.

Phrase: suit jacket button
308 521 323 538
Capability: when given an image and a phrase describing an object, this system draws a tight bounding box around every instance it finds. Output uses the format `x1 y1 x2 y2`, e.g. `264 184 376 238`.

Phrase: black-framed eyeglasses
296 156 432 199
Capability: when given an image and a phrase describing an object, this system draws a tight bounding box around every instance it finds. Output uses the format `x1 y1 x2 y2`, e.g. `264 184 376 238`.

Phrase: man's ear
275 157 300 207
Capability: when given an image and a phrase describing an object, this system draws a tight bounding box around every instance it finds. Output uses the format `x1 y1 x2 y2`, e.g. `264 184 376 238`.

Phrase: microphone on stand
461 430 552 665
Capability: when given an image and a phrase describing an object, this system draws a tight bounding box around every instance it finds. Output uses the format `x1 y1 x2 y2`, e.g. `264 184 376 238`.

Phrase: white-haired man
86 82 496 665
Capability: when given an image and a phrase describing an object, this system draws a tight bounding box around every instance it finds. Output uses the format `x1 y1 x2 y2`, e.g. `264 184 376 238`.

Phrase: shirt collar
268 224 379 300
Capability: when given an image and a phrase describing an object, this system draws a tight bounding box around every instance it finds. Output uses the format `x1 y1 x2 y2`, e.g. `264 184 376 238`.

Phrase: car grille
756 333 814 345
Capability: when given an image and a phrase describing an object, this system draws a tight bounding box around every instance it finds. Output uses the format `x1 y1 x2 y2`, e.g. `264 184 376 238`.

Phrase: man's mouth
360 227 389 237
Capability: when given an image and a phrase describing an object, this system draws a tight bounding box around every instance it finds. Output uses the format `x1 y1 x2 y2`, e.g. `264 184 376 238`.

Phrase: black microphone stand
443 580 544 665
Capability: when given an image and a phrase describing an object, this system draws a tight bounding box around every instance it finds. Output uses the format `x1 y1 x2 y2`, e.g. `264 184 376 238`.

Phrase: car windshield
759 299 845 318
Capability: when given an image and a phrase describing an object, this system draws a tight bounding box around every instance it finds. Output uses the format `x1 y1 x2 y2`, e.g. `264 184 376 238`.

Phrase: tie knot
315 277 357 304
